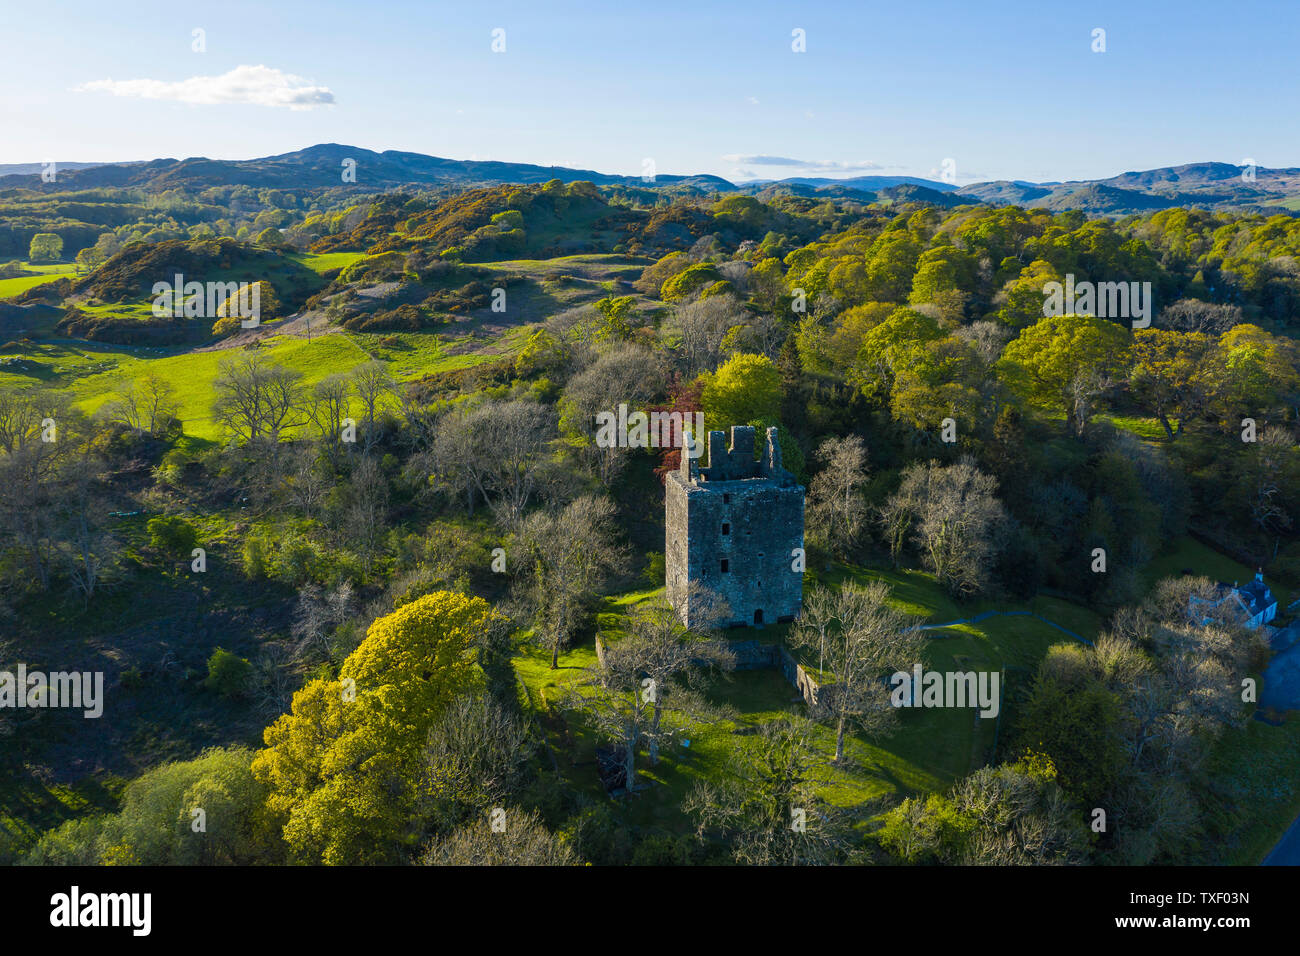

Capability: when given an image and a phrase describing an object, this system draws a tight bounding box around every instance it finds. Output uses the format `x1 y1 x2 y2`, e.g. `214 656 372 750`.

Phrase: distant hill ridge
3 145 1299 215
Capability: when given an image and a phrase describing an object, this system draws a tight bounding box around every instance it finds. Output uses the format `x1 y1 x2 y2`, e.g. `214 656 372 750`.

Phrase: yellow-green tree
997 314 1131 434
847 307 944 402
28 232 63 263
1210 324 1300 422
995 259 1061 328
1128 329 1214 439
700 352 782 435
252 591 494 864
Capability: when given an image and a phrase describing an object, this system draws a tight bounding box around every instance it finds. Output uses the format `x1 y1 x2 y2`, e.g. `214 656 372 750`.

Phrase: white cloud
720 154 886 174
75 65 335 110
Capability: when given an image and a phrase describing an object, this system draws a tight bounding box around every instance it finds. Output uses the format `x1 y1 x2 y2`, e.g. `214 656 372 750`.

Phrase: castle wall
665 426 804 629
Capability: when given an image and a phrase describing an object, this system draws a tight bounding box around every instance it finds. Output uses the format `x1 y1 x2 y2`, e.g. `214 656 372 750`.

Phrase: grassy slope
0 511 291 859
0 329 503 440
0 267 74 300
516 541 1300 860
514 570 1102 836
290 251 365 274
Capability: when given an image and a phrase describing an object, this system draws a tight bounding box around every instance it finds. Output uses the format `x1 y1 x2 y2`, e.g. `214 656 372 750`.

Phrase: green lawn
0 326 510 439
1096 413 1169 441
1202 711 1300 864
290 251 365 275
513 568 1102 836
0 271 72 300
1143 534 1290 608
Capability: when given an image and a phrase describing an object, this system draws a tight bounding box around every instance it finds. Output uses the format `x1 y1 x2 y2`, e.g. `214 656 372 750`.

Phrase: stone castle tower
665 425 805 629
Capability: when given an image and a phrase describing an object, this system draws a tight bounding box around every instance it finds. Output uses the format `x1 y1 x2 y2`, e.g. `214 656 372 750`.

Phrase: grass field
0 261 78 299
1203 711 1300 864
291 251 365 274
1144 534 1291 608
0 271 73 300
0 327 508 440
514 567 1103 836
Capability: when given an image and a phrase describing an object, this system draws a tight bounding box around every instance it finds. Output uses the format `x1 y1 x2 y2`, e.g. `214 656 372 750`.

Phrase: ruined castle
665 425 805 629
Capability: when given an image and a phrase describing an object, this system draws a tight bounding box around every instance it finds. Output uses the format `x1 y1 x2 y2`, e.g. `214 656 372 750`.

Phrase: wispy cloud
75 65 335 110
721 154 887 174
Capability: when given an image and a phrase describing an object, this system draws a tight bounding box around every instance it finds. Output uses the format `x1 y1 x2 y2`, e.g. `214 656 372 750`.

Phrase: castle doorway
754 609 764 625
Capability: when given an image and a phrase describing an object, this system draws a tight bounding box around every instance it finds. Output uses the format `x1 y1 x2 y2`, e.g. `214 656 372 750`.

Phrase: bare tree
480 401 554 525
420 808 577 866
291 581 355 664
123 373 179 435
564 659 654 795
797 580 923 763
514 495 626 669
806 435 870 559
212 353 304 444
285 445 329 515
427 403 485 515
59 457 118 603
720 311 787 360
792 585 837 677
341 455 389 572
880 458 1008 598
558 345 663 485
574 593 734 792
1247 427 1295 547
351 360 397 453
427 400 554 524
422 695 532 824
253 643 296 717
611 594 734 765
950 764 1090 865
307 374 351 465
671 294 745 375
685 716 851 865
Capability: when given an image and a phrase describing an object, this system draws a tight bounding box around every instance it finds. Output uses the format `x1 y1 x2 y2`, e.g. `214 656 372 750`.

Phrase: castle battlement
680 425 798 486
667 425 805 629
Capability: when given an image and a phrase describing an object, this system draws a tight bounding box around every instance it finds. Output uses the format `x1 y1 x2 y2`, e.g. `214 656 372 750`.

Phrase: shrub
211 315 241 337
272 532 323 587
241 536 268 579
204 647 253 698
642 551 665 587
146 515 198 554
660 262 722 301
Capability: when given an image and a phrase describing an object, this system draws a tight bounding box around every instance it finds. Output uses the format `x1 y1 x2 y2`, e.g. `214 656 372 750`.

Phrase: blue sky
2 0 1296 184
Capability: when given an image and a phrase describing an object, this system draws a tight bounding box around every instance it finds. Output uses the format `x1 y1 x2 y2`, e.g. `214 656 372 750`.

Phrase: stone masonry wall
666 425 804 629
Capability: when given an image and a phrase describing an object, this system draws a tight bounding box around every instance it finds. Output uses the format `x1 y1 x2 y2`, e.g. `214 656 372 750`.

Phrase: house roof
1187 573 1276 626
1236 576 1275 616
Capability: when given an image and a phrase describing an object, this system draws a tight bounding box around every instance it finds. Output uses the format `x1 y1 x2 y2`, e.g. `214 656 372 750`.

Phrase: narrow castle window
720 559 729 573
722 523 730 535
723 493 731 504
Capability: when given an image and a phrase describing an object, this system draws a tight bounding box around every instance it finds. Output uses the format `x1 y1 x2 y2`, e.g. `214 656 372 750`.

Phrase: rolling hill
3 146 1300 217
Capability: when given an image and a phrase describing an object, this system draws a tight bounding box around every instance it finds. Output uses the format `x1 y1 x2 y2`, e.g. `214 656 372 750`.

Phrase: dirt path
192 310 340 351
917 610 1093 645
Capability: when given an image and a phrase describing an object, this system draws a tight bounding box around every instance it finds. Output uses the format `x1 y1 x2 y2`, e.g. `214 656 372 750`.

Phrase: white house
1189 570 1278 630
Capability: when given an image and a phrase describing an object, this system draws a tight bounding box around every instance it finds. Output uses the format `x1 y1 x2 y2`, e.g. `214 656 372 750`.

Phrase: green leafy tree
995 259 1061 328
997 313 1131 434
700 352 782 434
26 747 281 865
204 648 253 698
592 295 638 341
28 232 63 263
252 591 496 864
1128 329 1213 440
